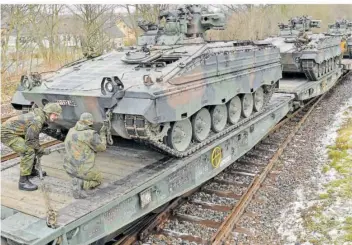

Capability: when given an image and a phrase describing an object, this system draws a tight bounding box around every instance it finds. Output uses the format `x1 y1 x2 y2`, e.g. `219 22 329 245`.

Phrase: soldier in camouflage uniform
298 30 310 44
1 103 62 191
63 112 107 199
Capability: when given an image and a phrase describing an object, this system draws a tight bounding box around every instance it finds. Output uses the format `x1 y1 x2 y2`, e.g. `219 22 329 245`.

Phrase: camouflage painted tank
326 19 352 58
13 5 282 157
265 16 342 80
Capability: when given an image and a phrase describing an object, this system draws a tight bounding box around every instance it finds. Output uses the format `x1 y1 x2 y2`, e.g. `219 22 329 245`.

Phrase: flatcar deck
278 67 342 101
1 94 294 245
342 58 352 71
1 146 165 219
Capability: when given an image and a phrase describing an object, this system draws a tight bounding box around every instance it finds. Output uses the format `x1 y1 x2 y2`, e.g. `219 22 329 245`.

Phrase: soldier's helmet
80 112 94 125
43 103 62 116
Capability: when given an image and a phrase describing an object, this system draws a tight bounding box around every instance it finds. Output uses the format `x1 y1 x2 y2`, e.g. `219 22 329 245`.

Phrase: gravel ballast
228 73 352 244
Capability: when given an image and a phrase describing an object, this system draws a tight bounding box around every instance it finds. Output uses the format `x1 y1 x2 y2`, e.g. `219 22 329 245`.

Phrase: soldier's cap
43 103 62 116
79 112 94 125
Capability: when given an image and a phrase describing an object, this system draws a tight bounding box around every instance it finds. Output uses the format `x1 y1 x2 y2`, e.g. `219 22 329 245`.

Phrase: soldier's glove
37 147 51 156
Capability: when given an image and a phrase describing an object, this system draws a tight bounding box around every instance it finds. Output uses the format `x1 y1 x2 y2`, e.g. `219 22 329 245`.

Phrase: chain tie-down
105 110 114 145
35 154 58 229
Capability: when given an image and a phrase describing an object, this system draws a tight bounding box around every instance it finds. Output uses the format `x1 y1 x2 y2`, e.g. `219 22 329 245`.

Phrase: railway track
1 115 12 124
1 110 62 162
110 91 329 245
1 139 62 162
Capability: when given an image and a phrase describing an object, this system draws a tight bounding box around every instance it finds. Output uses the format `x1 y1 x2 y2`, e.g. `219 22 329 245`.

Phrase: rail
1 139 62 162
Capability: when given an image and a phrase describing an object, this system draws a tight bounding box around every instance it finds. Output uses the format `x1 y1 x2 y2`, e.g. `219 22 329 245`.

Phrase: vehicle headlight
21 76 32 90
24 79 31 89
101 76 124 96
105 81 114 93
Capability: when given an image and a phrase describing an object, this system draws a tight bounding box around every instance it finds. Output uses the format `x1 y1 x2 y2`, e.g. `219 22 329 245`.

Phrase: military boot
29 158 47 178
72 178 88 199
86 182 109 195
29 167 47 178
19 176 38 191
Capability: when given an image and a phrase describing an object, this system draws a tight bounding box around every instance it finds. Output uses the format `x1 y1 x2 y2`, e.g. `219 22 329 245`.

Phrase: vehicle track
112 71 351 245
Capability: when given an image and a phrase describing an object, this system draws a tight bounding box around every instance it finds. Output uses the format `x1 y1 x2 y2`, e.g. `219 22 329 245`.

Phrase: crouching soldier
1 103 62 191
63 112 107 199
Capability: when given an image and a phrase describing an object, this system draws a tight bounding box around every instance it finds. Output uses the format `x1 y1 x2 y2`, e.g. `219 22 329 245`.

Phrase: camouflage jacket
1 108 47 149
63 121 106 175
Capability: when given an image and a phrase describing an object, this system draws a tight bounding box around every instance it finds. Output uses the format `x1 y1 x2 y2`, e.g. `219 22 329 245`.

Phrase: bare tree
38 5 65 64
1 4 30 75
117 4 171 43
67 4 118 58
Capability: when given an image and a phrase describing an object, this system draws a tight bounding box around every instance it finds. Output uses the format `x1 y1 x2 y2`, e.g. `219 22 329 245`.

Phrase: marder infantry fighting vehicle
12 4 282 156
265 16 342 80
326 19 352 58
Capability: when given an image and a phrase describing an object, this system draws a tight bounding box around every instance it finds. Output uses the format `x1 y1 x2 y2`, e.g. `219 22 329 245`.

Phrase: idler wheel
241 93 254 118
227 95 241 125
253 87 264 112
210 104 228 133
167 119 192 152
191 108 211 142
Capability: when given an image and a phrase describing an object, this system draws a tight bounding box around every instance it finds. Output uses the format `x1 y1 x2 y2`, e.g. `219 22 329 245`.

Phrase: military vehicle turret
327 19 351 36
326 19 352 58
12 4 282 156
265 15 342 80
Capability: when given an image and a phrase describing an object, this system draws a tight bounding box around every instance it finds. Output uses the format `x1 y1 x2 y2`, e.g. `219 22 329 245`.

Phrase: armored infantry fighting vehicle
12 5 282 156
265 16 342 80
348 35 352 58
326 19 352 58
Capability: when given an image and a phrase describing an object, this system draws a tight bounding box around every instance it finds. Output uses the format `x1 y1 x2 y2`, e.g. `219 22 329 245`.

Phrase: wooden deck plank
42 148 151 167
41 153 138 178
2 189 67 211
2 196 47 218
41 162 133 178
1 145 164 223
43 165 121 181
1 180 73 204
1 195 64 219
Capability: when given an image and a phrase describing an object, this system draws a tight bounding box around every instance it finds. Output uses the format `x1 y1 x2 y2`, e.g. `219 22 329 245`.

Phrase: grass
343 217 352 241
300 109 352 244
318 193 329 199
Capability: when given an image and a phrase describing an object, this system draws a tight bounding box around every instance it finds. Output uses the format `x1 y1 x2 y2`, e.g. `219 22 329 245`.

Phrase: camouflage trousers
1 134 35 176
66 168 102 190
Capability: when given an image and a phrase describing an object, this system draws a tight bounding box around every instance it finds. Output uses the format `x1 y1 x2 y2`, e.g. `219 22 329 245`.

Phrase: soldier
1 103 62 191
298 30 310 44
63 112 107 199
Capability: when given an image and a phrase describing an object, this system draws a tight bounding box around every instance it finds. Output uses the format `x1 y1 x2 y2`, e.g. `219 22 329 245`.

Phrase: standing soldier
63 112 107 199
1 103 62 191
